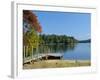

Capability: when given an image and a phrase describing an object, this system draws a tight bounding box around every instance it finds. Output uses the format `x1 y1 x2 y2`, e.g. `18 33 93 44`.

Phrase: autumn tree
23 10 42 33
23 10 42 57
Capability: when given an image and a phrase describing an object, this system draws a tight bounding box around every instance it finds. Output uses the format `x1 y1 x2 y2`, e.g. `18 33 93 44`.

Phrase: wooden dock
23 53 63 64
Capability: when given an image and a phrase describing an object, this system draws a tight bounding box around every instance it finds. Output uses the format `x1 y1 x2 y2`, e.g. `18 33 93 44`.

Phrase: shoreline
23 60 91 69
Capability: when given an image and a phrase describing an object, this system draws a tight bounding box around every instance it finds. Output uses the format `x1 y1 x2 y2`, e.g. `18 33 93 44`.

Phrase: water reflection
24 43 90 61
38 43 77 54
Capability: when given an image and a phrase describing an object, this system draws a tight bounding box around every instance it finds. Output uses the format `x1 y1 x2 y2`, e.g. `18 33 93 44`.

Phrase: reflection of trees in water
38 43 77 54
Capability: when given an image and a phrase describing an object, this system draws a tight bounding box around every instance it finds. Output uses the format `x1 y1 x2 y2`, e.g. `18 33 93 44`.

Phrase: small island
78 39 91 43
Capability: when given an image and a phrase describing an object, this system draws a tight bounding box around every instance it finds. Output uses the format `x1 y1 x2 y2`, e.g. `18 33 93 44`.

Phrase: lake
36 43 91 60
62 43 91 60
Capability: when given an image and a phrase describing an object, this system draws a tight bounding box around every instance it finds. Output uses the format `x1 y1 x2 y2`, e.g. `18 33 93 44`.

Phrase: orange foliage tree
23 10 42 56
23 10 42 33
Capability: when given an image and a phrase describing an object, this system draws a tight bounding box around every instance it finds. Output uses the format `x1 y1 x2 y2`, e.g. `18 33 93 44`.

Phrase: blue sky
33 11 91 40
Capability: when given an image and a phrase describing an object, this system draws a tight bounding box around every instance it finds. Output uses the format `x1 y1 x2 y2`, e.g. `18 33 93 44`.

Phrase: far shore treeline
39 34 78 45
39 34 91 45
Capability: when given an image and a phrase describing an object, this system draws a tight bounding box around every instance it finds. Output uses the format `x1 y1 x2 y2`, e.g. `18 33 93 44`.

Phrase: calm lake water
36 43 91 60
62 43 91 60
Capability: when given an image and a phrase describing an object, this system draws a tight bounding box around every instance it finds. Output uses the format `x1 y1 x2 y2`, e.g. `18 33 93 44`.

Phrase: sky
33 11 91 40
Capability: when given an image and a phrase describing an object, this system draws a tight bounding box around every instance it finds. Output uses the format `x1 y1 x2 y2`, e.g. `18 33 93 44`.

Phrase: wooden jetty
23 53 63 64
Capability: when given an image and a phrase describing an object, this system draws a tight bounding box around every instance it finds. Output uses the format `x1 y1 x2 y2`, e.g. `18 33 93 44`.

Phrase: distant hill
78 39 91 43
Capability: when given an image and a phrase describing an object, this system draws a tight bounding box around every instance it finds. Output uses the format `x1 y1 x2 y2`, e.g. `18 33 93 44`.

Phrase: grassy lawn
23 60 90 69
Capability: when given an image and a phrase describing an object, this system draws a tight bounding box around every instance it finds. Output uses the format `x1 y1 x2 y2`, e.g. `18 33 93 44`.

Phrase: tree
23 27 39 47
23 10 42 33
23 10 42 46
23 10 42 57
